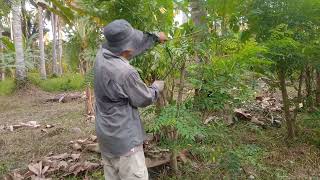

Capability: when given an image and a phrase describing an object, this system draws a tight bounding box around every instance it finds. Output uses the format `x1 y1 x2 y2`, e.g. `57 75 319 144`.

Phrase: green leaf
1 36 14 52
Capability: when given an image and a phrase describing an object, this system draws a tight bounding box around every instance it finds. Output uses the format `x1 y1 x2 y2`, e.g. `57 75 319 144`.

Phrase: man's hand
158 32 168 43
153 80 165 92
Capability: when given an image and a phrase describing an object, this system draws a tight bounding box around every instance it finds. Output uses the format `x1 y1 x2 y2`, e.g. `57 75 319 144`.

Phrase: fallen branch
46 92 85 103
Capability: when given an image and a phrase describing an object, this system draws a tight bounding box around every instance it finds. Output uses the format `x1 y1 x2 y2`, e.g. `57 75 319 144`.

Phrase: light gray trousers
102 150 149 180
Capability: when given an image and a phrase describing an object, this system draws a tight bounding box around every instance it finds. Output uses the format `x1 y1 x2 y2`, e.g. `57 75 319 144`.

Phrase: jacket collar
102 48 129 64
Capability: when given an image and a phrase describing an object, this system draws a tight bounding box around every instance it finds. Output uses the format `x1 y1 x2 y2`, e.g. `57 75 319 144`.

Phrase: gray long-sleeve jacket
94 34 159 157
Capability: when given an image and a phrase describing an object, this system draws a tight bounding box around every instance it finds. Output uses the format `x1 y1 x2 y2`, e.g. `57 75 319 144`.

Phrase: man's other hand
158 32 168 43
153 80 165 92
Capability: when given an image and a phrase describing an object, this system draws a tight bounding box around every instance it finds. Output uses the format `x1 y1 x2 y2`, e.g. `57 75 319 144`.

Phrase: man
94 19 168 180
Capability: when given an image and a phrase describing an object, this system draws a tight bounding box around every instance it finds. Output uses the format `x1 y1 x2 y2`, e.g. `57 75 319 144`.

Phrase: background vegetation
0 0 320 179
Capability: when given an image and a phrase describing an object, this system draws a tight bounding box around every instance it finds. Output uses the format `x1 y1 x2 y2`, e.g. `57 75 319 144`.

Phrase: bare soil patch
0 87 96 175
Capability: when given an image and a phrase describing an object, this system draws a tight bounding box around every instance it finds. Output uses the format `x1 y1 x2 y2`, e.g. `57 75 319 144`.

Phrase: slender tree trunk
58 17 63 75
80 52 94 115
190 0 205 98
12 0 27 84
190 0 205 29
38 5 46 79
293 69 304 121
10 12 14 40
56 15 60 75
305 65 314 109
221 0 227 35
85 86 94 115
316 69 320 107
0 23 5 81
170 61 186 173
292 69 304 135
10 12 14 79
190 0 205 63
176 62 186 114
169 78 175 104
171 149 178 174
51 11 58 76
278 69 294 139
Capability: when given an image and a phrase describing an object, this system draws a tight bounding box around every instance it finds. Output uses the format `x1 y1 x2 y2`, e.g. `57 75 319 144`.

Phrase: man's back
94 19 167 179
94 48 147 157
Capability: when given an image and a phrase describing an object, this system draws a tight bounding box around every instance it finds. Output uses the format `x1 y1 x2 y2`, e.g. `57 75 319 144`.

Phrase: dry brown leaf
30 176 50 180
4 172 24 180
28 161 50 179
58 94 66 103
85 143 100 153
204 116 218 125
235 108 252 120
83 161 100 171
72 143 82 151
67 161 100 175
3 121 43 132
41 129 48 133
145 154 171 168
86 115 96 122
45 125 54 128
68 163 83 175
76 139 88 144
28 163 41 175
50 153 69 160
20 121 40 128
57 161 68 169
71 153 81 160
179 150 189 164
251 117 265 126
42 166 50 175
89 135 97 142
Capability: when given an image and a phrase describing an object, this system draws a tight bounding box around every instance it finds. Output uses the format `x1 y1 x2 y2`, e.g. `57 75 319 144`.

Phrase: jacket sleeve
133 32 160 57
123 70 159 108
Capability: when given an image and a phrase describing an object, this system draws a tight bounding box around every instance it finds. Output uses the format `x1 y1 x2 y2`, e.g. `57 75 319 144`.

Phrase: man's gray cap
103 19 144 55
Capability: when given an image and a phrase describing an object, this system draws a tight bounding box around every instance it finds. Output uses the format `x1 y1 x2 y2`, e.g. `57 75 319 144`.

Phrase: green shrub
147 104 204 148
215 144 265 178
0 79 15 96
28 73 85 92
300 111 320 147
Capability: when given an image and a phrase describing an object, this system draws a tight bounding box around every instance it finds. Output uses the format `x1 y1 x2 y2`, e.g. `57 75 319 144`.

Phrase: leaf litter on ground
0 121 57 132
5 134 190 179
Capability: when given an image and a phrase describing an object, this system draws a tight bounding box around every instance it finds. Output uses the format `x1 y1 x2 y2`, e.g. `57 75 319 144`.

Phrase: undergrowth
299 110 320 147
0 79 15 96
28 73 85 92
153 119 320 179
0 163 8 176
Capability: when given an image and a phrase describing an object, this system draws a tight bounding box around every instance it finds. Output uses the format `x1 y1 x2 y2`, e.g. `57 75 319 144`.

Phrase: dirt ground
0 87 97 176
0 87 319 179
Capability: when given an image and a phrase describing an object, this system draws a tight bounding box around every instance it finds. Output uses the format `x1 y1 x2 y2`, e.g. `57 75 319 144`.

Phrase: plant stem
278 68 294 139
316 69 320 107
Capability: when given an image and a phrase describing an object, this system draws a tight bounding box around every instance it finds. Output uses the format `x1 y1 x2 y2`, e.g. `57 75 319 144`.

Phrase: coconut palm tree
12 0 27 83
0 1 11 81
0 22 4 81
37 2 47 79
57 15 63 75
51 10 58 76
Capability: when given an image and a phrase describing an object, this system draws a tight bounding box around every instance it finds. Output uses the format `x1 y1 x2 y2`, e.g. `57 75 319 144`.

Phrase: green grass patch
0 79 15 96
299 111 320 147
0 163 9 177
28 73 85 92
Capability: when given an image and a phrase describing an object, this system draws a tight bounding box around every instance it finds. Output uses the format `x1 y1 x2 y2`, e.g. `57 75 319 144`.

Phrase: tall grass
28 73 85 92
0 79 15 96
